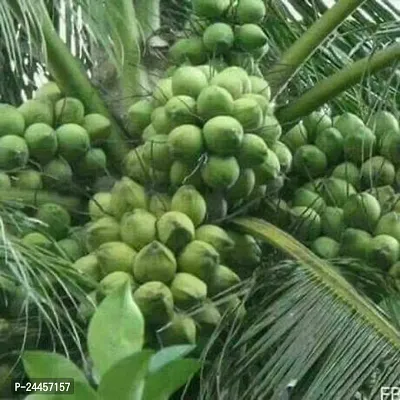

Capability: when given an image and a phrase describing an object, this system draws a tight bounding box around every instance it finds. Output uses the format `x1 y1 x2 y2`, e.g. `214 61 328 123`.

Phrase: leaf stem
276 44 400 123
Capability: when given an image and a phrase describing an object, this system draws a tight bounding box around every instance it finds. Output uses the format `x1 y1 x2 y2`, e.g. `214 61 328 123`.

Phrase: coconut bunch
167 0 269 72
0 82 112 194
72 176 262 347
265 108 400 275
125 64 289 218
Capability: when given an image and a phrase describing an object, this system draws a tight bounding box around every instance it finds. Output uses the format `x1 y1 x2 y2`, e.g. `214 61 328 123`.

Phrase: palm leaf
199 218 400 399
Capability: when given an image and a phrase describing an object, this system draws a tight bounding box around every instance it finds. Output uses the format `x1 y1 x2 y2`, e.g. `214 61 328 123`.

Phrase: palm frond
198 218 400 400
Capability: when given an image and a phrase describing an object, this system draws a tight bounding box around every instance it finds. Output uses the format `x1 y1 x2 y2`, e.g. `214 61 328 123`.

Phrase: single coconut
165 95 198 126
22 232 53 250
281 123 308 153
224 230 261 268
292 188 326 213
35 203 71 240
343 126 376 164
211 71 243 99
367 110 399 141
253 148 280 184
18 99 53 127
170 272 207 309
75 148 107 178
42 158 73 190
98 271 135 301
208 265 240 296
366 234 400 270
56 124 90 162
55 97 85 125
360 156 395 188
0 104 25 137
314 127 343 164
249 75 271 100
133 240 177 283
0 135 29 170
237 133 268 168
169 160 203 188
379 131 400 166
171 66 208 98
168 124 204 163
293 145 328 178
320 206 345 241
149 193 172 218
168 37 208 66
120 209 157 250
271 141 293 174
319 177 357 207
192 0 230 18
339 228 372 259
290 206 321 242
235 24 268 51
89 192 112 221
72 254 101 281
34 82 62 103
303 110 332 143
311 236 340 259
203 23 234 53
126 99 154 137
256 115 282 146
96 241 137 275
334 112 365 138
232 98 263 130
375 212 400 243
226 168 255 203
158 313 197 346
201 155 240 189
152 78 174 107
82 113 111 144
195 224 234 254
242 93 269 115
203 116 244 156
143 134 173 170
14 169 43 190
156 211 195 253
85 216 120 251
236 0 266 23
56 238 84 262
24 123 57 163
196 85 234 120
331 162 360 189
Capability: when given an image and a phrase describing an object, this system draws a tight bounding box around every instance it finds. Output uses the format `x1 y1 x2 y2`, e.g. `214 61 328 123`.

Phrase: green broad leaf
142 359 201 400
97 350 153 400
87 282 145 378
149 345 197 373
22 351 89 384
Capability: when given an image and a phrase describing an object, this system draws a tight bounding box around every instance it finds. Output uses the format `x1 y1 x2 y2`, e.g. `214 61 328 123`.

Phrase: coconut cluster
0 82 112 193
266 109 400 275
125 64 289 216
73 176 261 347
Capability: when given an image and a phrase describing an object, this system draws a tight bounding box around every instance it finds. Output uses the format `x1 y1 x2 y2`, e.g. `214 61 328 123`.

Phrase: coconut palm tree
0 0 400 399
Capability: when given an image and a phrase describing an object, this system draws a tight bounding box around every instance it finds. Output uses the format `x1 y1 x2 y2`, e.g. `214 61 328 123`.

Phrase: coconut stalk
277 43 400 123
267 0 367 97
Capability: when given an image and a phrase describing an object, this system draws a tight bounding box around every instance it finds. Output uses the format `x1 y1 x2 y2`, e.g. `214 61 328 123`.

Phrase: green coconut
339 228 372 259
334 112 365 138
149 193 171 218
168 38 207 66
223 67 252 94
89 192 112 221
367 110 399 141
232 98 263 130
56 238 84 262
169 160 203 188
331 162 360 189
290 206 321 242
343 192 381 232
0 135 29 170
133 240 177 283
208 265 240 296
143 134 173 170
192 0 230 18
292 188 326 213
366 234 400 270
242 93 269 115
195 225 234 254
217 295 246 321
156 211 195 253
133 281 174 326
56 124 90 162
237 133 268 168
158 313 197 346
82 113 111 144
75 148 107 178
249 75 271 100
126 99 154 137
203 116 244 156
203 23 234 53
360 155 395 188
211 70 244 99
271 141 293 174
22 232 53 249
281 123 308 153
311 236 340 259
168 124 204 163
293 145 328 178
24 123 58 163
98 272 135 300
314 127 344 164
18 99 54 127
152 78 174 107
178 240 219 282
201 155 240 189
235 24 268 51
14 169 43 190
204 191 228 222
226 168 256 203
253 148 281 184
343 126 376 165
375 212 400 243
367 185 395 211
55 97 85 125
72 254 101 281
35 203 71 240
170 272 207 309
303 110 332 143
0 104 25 137
379 131 400 165
96 241 137 275
122 146 148 184
320 206 345 241
171 66 208 98
256 115 282 146
0 172 11 188
171 185 207 227
236 0 266 23
319 178 357 207
42 158 73 190
196 85 234 120
165 95 198 126
142 124 158 141
34 81 62 103
196 64 218 81
85 216 121 252
192 300 221 333
224 230 261 268
120 209 157 250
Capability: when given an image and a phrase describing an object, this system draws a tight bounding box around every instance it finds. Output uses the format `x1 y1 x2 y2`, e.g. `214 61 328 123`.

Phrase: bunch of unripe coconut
0 82 112 194
73 177 261 346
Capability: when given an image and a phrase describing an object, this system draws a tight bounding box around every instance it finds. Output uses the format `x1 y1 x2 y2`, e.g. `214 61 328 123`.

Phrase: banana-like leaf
199 217 400 400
